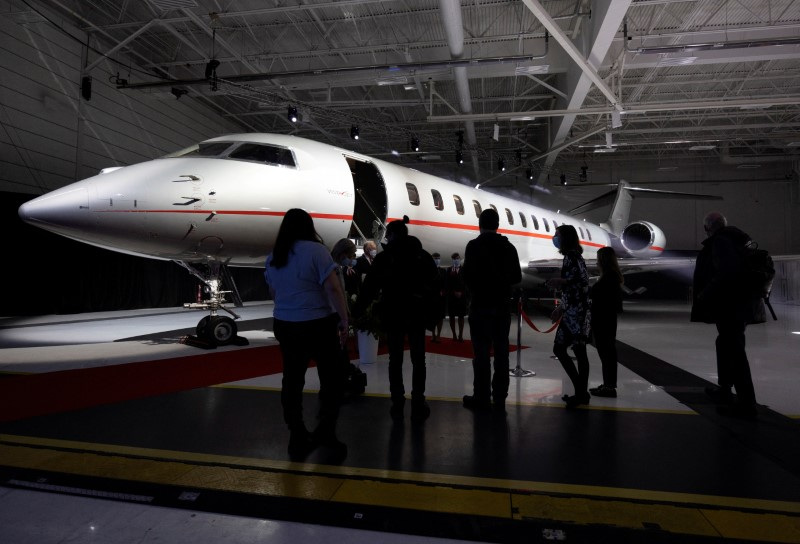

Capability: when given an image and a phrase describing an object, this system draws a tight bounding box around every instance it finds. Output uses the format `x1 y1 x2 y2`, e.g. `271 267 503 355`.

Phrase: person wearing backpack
355 217 439 423
691 211 758 418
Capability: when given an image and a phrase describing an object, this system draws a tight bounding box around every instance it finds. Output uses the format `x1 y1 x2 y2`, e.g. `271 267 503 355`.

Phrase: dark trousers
468 307 511 403
715 315 756 405
592 321 618 388
554 340 590 396
273 314 344 438
386 320 427 403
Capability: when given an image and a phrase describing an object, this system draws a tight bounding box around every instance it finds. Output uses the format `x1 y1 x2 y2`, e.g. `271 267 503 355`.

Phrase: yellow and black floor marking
1 434 799 543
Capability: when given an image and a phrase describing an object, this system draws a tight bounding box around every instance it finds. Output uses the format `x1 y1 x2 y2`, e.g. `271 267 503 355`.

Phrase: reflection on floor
0 300 799 544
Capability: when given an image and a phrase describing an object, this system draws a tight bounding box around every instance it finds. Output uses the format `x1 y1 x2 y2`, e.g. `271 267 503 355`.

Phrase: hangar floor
0 299 799 544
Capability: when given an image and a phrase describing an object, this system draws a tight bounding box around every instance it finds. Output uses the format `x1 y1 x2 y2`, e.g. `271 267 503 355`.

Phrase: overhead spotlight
498 157 506 172
515 149 522 165
411 136 420 152
526 168 533 180
204 59 220 79
288 106 298 123
456 150 464 165
350 125 360 140
170 87 188 100
560 174 567 186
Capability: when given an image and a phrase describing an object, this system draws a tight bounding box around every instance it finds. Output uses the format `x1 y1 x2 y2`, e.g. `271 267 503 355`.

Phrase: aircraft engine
620 221 666 258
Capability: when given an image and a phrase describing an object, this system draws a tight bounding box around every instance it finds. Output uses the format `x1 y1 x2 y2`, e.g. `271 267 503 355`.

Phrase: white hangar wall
0 1 240 197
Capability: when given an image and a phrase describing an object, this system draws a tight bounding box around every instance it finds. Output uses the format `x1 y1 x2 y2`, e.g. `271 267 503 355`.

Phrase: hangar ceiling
22 0 800 192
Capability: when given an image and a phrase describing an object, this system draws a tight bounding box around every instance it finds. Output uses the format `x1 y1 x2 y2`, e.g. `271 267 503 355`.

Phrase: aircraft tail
567 180 722 236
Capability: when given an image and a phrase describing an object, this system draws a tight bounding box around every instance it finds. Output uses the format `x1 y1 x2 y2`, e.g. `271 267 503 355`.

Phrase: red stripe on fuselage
388 217 607 248
98 209 353 221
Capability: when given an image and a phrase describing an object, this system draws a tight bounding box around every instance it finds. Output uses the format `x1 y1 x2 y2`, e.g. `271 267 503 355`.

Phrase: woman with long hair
589 247 624 398
264 209 349 461
546 224 592 408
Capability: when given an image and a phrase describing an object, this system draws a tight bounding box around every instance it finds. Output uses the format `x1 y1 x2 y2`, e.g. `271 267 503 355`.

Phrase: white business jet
18 133 713 344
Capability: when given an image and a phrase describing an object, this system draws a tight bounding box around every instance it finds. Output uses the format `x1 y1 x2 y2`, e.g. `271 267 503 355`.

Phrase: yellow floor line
1 435 799 543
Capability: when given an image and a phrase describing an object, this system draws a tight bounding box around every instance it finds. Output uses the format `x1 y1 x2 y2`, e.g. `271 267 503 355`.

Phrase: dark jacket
463 231 522 312
691 225 757 324
356 235 438 327
590 274 622 331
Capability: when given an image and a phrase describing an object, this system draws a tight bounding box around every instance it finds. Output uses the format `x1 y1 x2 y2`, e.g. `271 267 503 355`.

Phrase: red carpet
425 336 527 359
0 345 284 423
0 337 526 423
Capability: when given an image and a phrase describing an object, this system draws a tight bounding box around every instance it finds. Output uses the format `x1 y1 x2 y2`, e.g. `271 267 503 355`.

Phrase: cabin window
453 195 465 215
472 200 482 217
543 217 550 232
519 212 527 228
490 204 498 213
228 143 296 167
530 214 539 230
169 141 235 158
505 208 514 225
586 228 592 241
406 183 420 206
553 220 559 229
578 227 585 239
432 189 444 211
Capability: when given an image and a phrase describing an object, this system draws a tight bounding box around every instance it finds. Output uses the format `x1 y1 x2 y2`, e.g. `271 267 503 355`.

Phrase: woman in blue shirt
264 209 349 461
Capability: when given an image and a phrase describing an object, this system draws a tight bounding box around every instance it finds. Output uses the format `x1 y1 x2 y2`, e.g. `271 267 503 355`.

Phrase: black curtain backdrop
5 192 267 316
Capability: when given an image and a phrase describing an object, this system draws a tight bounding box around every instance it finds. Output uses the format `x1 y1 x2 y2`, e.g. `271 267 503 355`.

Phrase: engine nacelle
620 221 666 258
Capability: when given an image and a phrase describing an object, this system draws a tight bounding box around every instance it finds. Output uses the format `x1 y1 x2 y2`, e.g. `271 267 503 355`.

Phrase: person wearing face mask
430 252 447 343
545 224 592 409
355 240 378 280
331 238 368 399
462 208 521 412
331 238 360 301
446 252 467 341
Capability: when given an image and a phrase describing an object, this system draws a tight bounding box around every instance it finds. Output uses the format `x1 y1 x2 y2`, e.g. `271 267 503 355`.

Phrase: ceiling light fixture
287 106 298 123
411 136 420 152
456 150 463 165
350 125 359 140
689 145 716 151
498 157 506 172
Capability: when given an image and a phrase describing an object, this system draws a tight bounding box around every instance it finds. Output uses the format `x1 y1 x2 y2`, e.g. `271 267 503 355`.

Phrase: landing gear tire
196 316 211 338
197 316 237 345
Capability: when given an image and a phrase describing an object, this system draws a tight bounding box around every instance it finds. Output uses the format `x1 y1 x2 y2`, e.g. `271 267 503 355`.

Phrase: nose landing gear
176 260 248 348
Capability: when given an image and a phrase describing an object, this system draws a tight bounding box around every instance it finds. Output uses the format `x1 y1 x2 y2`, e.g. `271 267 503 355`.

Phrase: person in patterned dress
545 224 592 409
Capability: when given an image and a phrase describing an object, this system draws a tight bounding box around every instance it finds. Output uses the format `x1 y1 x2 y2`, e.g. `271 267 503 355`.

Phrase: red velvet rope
518 299 561 334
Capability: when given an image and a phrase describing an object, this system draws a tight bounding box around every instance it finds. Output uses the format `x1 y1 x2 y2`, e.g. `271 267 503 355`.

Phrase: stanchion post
510 290 535 378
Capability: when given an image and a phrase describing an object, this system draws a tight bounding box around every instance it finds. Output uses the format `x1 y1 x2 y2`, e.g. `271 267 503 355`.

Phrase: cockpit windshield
164 142 236 158
162 141 296 168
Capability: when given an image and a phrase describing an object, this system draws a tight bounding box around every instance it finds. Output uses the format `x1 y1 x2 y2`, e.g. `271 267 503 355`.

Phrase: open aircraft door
344 156 388 244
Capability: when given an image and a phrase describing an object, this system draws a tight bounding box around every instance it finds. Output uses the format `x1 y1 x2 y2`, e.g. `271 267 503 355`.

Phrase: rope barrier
518 299 561 334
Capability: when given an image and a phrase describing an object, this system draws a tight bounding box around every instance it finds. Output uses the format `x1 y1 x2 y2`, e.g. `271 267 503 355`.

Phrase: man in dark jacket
691 211 758 417
356 218 438 422
462 208 522 411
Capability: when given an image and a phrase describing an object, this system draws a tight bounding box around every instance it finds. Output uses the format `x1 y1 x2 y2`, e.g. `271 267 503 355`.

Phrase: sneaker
590 385 617 398
287 430 316 460
564 393 590 409
463 395 491 410
390 402 405 422
411 401 431 422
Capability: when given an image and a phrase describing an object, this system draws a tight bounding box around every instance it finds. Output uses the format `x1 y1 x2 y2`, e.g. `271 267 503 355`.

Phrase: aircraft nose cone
18 187 89 229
